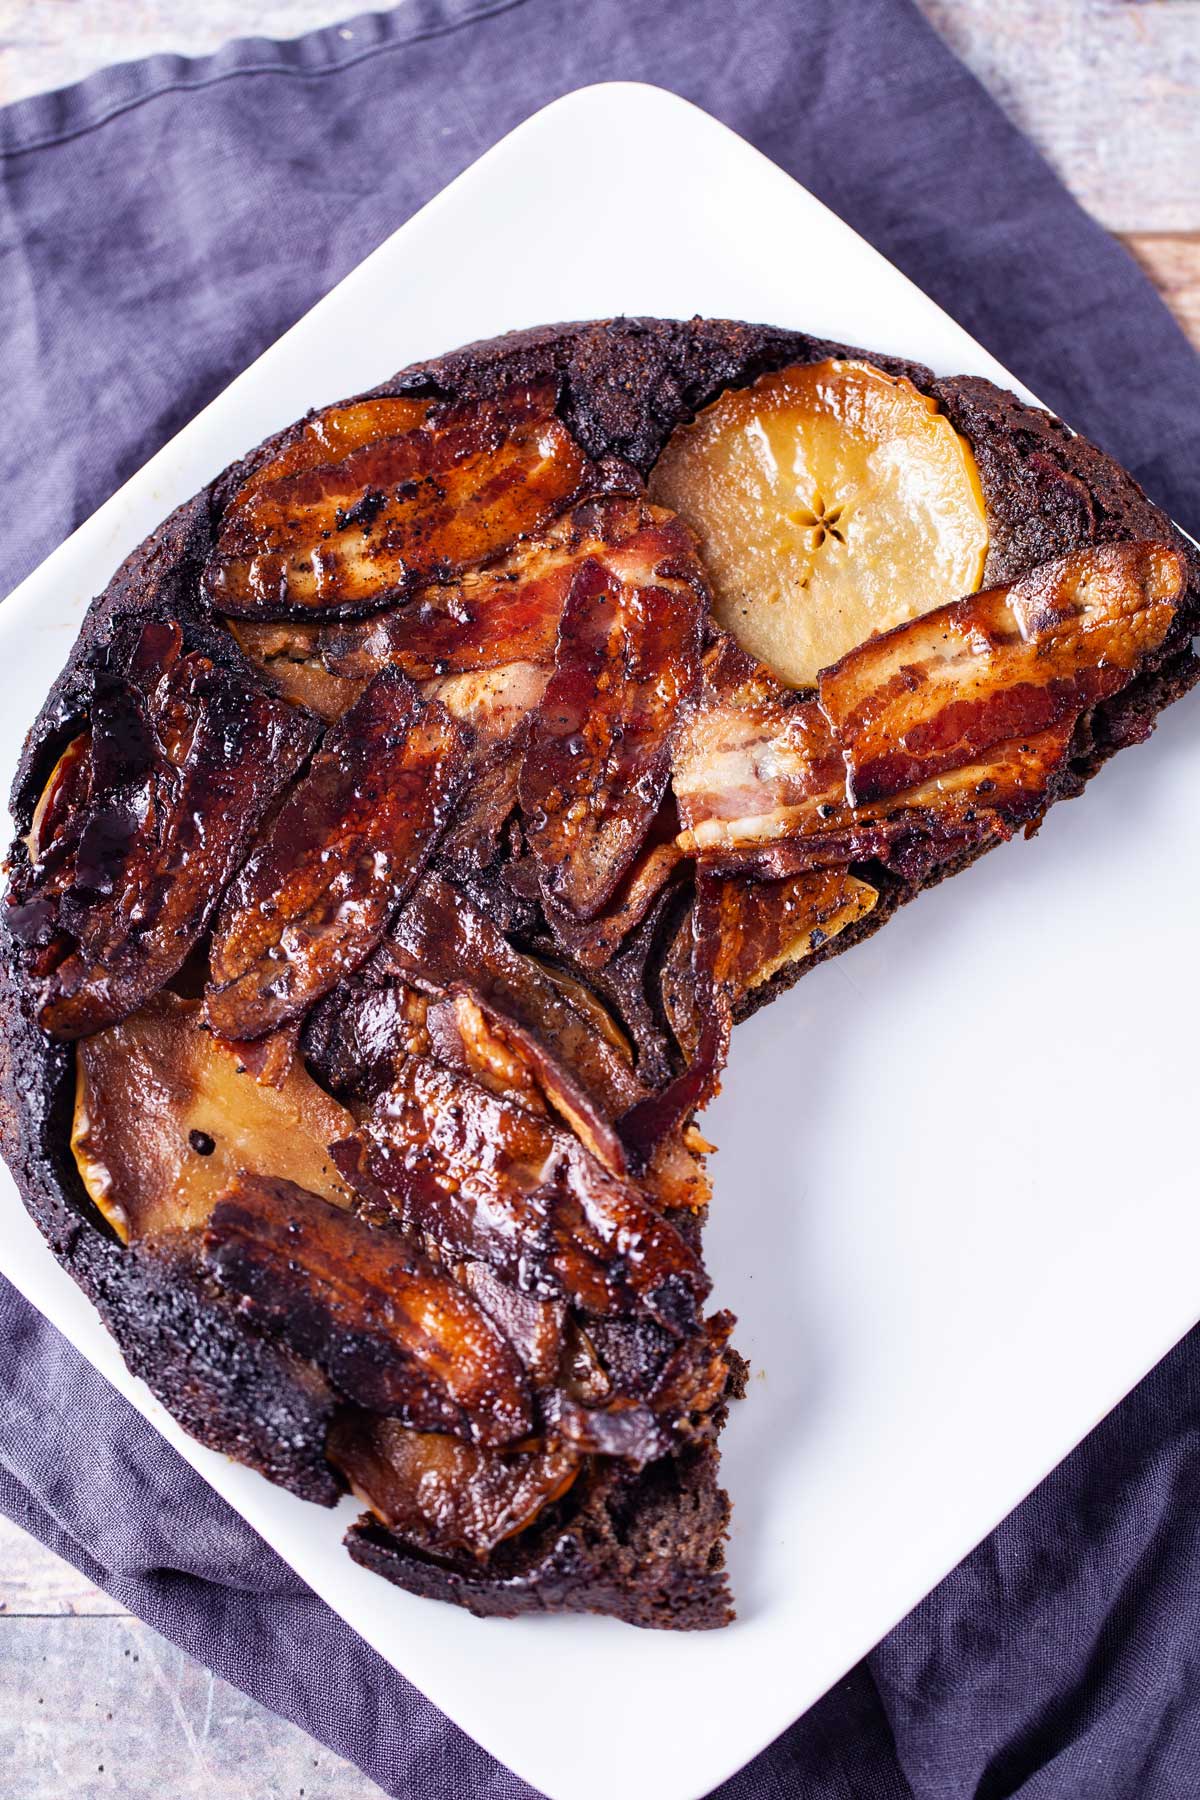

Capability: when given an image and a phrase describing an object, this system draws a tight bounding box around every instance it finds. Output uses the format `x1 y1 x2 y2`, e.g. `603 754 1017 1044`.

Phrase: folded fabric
0 2 1197 1796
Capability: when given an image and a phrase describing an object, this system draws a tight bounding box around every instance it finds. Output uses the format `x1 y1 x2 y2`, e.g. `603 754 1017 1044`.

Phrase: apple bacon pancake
3 318 1195 1631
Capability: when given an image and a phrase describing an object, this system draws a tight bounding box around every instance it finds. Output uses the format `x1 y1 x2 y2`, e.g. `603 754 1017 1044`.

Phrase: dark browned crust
346 1419 733 1630
3 317 1197 1628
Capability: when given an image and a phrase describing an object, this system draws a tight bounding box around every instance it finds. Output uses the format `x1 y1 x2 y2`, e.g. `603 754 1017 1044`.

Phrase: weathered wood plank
1121 231 1200 352
0 1515 125 1618
0 1614 386 1798
918 0 1200 233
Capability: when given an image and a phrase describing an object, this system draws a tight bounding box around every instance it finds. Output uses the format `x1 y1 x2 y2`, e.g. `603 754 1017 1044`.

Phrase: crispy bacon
821 540 1187 803
315 496 653 681
675 542 1185 881
206 670 465 1041
203 384 595 621
520 514 708 919
423 659 549 751
9 625 316 1039
332 1055 709 1333
696 720 1080 881
203 1174 532 1446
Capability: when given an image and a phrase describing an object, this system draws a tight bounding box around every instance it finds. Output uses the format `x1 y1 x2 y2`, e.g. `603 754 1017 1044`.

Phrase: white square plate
2 82 1197 1800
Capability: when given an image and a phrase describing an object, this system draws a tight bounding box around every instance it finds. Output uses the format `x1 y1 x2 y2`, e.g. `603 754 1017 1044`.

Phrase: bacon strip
203 383 594 621
203 1174 532 1446
672 637 845 861
333 1055 708 1334
206 670 465 1040
821 540 1187 804
316 496 652 681
9 625 316 1040
520 515 708 919
675 542 1185 880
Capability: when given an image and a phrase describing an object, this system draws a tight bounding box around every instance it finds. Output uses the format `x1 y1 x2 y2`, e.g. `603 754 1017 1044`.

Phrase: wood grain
919 0 1200 233
0 1516 123 1617
0 1617 384 1798
1121 231 1200 351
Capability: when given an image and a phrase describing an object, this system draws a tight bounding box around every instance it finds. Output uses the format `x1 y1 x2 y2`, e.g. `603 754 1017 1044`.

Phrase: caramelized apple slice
203 384 595 621
649 358 989 688
328 1415 578 1557
24 732 91 862
206 671 466 1041
820 539 1187 803
10 631 317 1040
520 513 708 918
203 1175 532 1444
717 869 878 1005
71 992 355 1242
332 1055 708 1332
227 619 365 723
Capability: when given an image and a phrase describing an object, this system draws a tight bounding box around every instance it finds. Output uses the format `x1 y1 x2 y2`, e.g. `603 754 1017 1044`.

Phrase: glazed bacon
9 622 315 1040
822 540 1187 804
675 542 1186 878
206 670 466 1041
315 495 655 682
203 384 595 621
331 1054 709 1334
672 636 846 863
520 512 708 918
203 1174 533 1446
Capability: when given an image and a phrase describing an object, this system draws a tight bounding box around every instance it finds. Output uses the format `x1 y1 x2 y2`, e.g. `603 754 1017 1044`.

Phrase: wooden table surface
1 3 1196 1797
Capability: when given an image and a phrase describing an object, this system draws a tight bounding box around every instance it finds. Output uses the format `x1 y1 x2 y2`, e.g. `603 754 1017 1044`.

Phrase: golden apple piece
227 619 366 723
649 358 989 688
714 868 879 996
71 991 356 1243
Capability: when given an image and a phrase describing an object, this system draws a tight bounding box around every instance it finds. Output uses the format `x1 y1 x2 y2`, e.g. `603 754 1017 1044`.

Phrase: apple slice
650 358 989 688
71 991 355 1243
